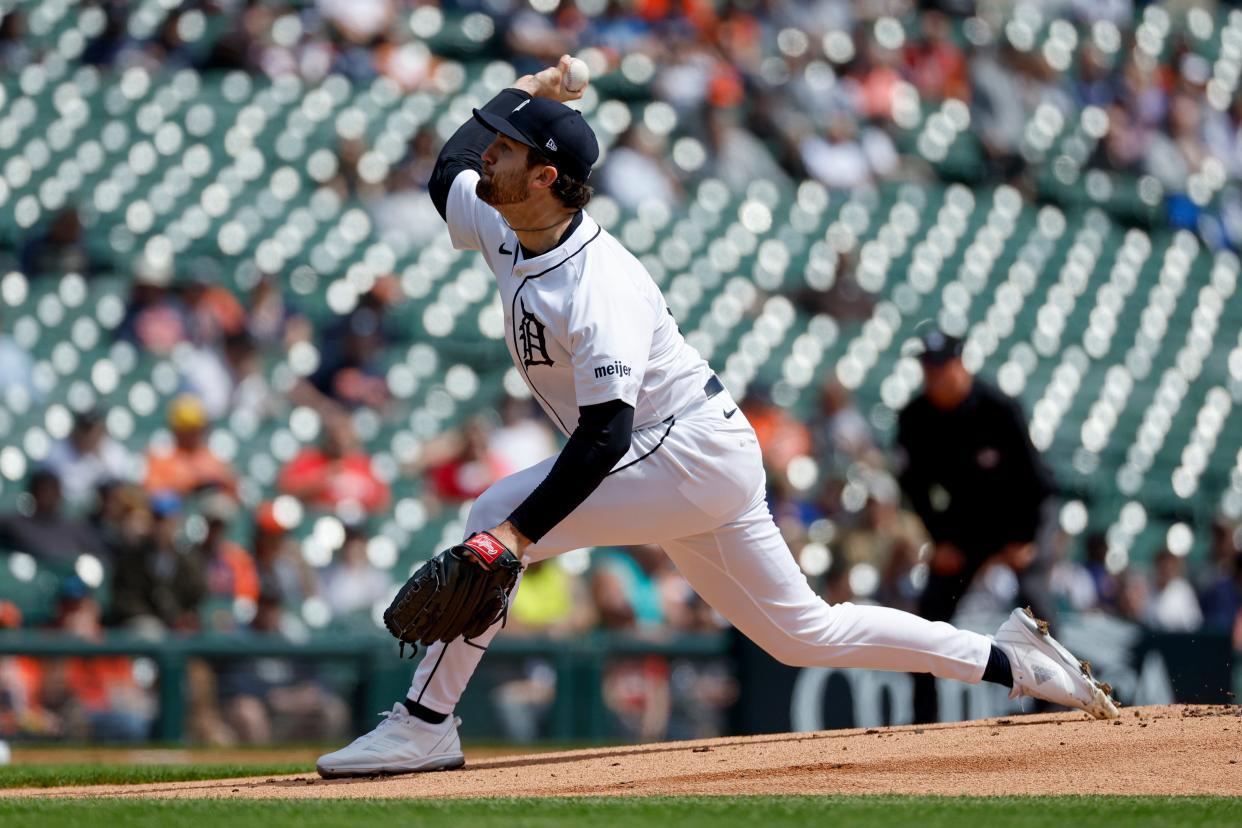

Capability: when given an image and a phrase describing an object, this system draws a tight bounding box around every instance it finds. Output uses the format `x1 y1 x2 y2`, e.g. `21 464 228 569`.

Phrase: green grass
0 797 1238 827
0 762 310 789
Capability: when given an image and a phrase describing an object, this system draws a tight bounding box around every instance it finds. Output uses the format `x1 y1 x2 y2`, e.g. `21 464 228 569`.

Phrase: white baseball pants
407 388 992 713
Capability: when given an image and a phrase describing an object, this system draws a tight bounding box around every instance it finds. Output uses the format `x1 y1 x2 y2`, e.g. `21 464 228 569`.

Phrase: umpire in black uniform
895 330 1056 723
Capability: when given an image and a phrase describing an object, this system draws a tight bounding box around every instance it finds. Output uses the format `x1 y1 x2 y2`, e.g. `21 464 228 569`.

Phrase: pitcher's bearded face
476 164 528 206
477 136 533 206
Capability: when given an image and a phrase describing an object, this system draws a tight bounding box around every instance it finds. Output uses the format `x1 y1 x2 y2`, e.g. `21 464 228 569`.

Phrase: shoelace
373 708 409 729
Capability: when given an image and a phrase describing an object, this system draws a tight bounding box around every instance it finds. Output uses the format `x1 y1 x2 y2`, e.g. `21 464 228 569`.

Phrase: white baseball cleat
992 607 1120 720
316 703 465 778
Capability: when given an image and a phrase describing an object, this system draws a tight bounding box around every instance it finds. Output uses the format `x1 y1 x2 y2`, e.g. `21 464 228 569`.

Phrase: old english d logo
518 298 554 368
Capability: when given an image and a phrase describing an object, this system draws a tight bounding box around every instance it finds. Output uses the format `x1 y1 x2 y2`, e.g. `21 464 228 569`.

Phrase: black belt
704 374 724 399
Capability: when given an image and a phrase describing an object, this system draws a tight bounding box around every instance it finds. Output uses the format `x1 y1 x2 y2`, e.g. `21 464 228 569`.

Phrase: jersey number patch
518 299 554 368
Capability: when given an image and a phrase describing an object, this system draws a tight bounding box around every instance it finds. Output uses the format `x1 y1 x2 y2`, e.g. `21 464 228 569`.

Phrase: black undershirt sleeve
506 399 635 543
428 88 532 221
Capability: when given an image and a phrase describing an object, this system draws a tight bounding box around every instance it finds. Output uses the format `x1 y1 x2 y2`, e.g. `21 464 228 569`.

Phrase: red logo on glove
463 532 508 566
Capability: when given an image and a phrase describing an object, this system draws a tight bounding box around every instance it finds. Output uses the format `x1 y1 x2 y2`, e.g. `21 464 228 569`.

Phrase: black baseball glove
383 531 523 655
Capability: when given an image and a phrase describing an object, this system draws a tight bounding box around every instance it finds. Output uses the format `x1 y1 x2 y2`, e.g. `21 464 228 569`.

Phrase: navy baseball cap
916 329 963 365
473 97 599 182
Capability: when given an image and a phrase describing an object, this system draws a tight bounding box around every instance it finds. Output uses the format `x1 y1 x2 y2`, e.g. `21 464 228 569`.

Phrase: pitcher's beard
477 170 528 206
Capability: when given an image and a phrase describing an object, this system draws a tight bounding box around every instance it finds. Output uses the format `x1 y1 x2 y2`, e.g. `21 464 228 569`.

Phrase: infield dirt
7 704 1241 799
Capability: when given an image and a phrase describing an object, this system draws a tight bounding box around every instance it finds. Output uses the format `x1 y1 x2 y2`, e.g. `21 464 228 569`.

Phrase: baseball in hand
563 57 590 94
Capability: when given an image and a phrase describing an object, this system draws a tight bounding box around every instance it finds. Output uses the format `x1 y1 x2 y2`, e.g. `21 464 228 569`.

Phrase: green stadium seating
2 3 1241 630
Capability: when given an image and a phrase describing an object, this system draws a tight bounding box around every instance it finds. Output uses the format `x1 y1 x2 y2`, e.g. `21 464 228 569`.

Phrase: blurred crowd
737 375 1242 643
4 0 1242 744
0 397 740 744
1 372 1238 742
5 0 1240 247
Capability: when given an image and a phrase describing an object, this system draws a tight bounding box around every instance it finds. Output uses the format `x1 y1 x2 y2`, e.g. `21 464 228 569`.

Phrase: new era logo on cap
545 138 557 151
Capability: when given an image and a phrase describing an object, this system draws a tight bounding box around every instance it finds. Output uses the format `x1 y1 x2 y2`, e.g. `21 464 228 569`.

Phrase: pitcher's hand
514 55 586 103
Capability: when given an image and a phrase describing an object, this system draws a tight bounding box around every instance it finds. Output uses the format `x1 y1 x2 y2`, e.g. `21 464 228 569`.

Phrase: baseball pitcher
316 57 1118 778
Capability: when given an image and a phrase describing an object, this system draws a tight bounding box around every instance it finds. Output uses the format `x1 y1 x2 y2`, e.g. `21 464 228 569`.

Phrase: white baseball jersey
444 169 711 435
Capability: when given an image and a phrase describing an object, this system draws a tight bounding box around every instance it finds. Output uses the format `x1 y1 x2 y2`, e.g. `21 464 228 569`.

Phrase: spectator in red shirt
905 10 970 103
426 416 509 503
278 415 390 516
849 36 905 122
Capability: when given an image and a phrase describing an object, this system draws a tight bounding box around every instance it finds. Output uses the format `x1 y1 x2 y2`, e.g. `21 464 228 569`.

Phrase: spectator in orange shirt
196 492 260 631
252 502 319 608
182 276 246 346
39 577 153 742
0 601 61 739
144 394 237 496
278 415 390 516
739 385 812 475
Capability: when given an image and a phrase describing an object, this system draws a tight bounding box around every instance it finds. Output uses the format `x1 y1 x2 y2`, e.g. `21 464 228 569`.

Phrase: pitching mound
10 705 1241 799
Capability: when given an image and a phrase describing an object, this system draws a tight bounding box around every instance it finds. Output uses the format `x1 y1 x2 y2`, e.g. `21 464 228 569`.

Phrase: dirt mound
9 705 1242 799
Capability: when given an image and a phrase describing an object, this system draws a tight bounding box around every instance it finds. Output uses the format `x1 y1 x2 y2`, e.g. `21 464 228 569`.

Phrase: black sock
981 644 1013 688
403 698 448 724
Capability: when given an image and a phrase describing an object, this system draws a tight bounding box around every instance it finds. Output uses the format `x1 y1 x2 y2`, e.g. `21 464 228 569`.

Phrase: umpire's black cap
916 329 964 365
473 97 599 182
